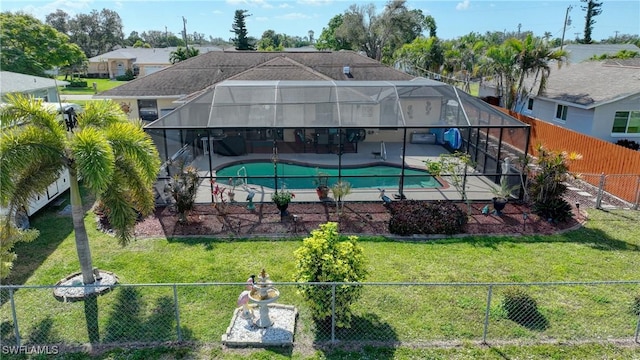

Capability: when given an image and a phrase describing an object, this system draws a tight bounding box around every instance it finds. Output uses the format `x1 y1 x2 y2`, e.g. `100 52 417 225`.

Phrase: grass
57 77 128 95
1 200 639 359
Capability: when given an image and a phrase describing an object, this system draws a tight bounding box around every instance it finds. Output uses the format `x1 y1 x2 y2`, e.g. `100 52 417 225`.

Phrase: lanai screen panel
335 82 403 128
147 90 214 129
209 81 277 128
275 81 339 128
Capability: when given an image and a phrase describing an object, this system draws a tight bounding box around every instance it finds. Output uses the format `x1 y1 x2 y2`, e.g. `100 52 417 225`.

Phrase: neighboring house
559 44 640 64
0 71 68 102
97 50 414 122
480 58 640 143
87 46 222 79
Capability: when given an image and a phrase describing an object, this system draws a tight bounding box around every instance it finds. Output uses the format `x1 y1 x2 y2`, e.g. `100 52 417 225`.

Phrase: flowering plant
272 190 295 207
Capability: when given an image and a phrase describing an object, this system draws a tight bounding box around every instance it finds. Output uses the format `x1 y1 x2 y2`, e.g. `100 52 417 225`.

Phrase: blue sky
3 0 639 42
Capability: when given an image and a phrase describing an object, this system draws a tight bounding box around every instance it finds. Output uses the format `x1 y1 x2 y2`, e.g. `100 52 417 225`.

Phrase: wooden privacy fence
495 108 640 204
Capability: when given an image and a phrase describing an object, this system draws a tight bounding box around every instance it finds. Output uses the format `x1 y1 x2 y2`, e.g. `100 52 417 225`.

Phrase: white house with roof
559 43 640 64
87 46 221 79
480 58 640 143
0 71 68 102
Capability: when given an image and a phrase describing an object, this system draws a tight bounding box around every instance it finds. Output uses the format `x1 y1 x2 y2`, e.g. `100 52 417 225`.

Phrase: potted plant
313 170 330 200
490 178 518 215
331 181 352 214
272 189 295 220
227 177 243 202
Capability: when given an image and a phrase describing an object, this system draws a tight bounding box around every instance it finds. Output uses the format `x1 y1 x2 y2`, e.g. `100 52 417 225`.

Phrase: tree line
2 0 638 83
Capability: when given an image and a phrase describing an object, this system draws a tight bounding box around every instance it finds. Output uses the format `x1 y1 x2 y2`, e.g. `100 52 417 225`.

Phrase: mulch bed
132 201 582 239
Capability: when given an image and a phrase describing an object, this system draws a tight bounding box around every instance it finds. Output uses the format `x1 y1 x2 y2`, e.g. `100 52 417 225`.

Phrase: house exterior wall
530 94 640 143
594 94 640 142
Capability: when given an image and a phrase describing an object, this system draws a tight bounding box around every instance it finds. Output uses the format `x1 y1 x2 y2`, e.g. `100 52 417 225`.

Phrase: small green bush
293 222 368 328
502 287 538 323
67 81 88 88
632 294 640 315
115 69 135 81
532 197 573 223
387 200 467 236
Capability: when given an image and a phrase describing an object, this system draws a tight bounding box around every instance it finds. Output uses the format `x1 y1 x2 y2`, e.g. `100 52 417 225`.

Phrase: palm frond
104 122 161 185
71 127 115 193
78 100 128 128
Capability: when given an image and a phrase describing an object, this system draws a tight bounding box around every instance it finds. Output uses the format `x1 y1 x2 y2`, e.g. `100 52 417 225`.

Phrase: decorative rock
53 270 118 302
222 303 297 347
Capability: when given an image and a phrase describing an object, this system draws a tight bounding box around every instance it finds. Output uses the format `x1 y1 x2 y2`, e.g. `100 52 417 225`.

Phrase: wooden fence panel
495 108 640 203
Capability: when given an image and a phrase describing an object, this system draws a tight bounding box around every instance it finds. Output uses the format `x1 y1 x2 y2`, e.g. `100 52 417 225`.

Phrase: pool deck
170 142 500 204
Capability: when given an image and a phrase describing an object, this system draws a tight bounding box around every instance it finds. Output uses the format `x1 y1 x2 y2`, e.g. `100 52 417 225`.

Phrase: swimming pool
215 161 442 189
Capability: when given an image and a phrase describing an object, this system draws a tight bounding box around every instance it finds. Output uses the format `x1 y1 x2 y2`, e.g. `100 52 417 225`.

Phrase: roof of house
534 58 640 107
88 46 222 64
99 51 414 98
0 71 68 94
559 44 640 63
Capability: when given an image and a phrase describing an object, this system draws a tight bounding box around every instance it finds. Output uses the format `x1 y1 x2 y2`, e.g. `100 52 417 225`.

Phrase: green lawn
58 77 128 95
1 203 639 359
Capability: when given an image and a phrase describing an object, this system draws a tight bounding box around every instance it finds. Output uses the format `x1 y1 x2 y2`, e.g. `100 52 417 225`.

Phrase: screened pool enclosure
145 80 530 204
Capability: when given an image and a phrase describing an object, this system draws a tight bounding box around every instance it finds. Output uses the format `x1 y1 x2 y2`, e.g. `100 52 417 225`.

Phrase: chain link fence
564 174 640 210
2 281 639 351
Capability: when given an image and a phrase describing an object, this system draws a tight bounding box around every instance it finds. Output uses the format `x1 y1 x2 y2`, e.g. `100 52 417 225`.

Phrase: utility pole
614 30 619 42
560 5 572 50
165 25 168 47
182 16 189 52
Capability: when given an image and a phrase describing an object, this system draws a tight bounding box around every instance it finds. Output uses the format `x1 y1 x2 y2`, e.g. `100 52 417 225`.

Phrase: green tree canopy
333 0 425 62
316 14 353 51
1 11 86 77
63 8 125 57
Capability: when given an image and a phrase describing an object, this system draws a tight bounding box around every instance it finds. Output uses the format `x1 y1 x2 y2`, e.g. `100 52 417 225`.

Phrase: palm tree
480 35 565 110
169 46 200 64
0 95 160 284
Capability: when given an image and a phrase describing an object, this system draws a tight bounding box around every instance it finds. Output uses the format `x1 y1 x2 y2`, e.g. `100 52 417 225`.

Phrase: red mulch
133 201 582 239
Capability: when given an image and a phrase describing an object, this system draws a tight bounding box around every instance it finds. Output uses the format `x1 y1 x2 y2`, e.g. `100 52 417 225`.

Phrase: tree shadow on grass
0 208 74 306
430 226 639 252
313 313 398 359
507 308 550 332
103 287 192 343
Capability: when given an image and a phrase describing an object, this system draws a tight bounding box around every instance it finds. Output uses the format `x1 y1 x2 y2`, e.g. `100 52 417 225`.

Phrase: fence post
482 285 493 344
9 288 21 347
173 284 182 341
331 283 336 344
634 176 640 211
595 173 605 209
635 312 640 344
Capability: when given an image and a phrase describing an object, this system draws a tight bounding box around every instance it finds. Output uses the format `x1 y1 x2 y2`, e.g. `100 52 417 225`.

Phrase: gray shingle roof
0 71 68 94
99 51 414 98
559 44 640 63
535 58 640 107
88 46 222 64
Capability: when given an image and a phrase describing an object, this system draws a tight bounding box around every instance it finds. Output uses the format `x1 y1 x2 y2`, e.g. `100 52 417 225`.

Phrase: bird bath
249 268 280 328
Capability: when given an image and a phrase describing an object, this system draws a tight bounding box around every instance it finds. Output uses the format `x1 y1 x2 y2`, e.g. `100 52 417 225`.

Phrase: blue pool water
215 161 442 189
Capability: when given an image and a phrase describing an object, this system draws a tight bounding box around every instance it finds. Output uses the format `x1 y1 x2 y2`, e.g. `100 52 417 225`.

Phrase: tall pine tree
581 0 603 44
230 10 255 50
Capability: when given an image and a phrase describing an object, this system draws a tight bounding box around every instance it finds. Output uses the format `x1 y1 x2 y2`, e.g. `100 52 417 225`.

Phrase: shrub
531 197 573 223
633 294 640 315
529 145 581 223
166 159 199 223
387 200 467 236
67 81 88 88
502 287 538 323
293 222 368 327
616 139 640 151
115 69 135 81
